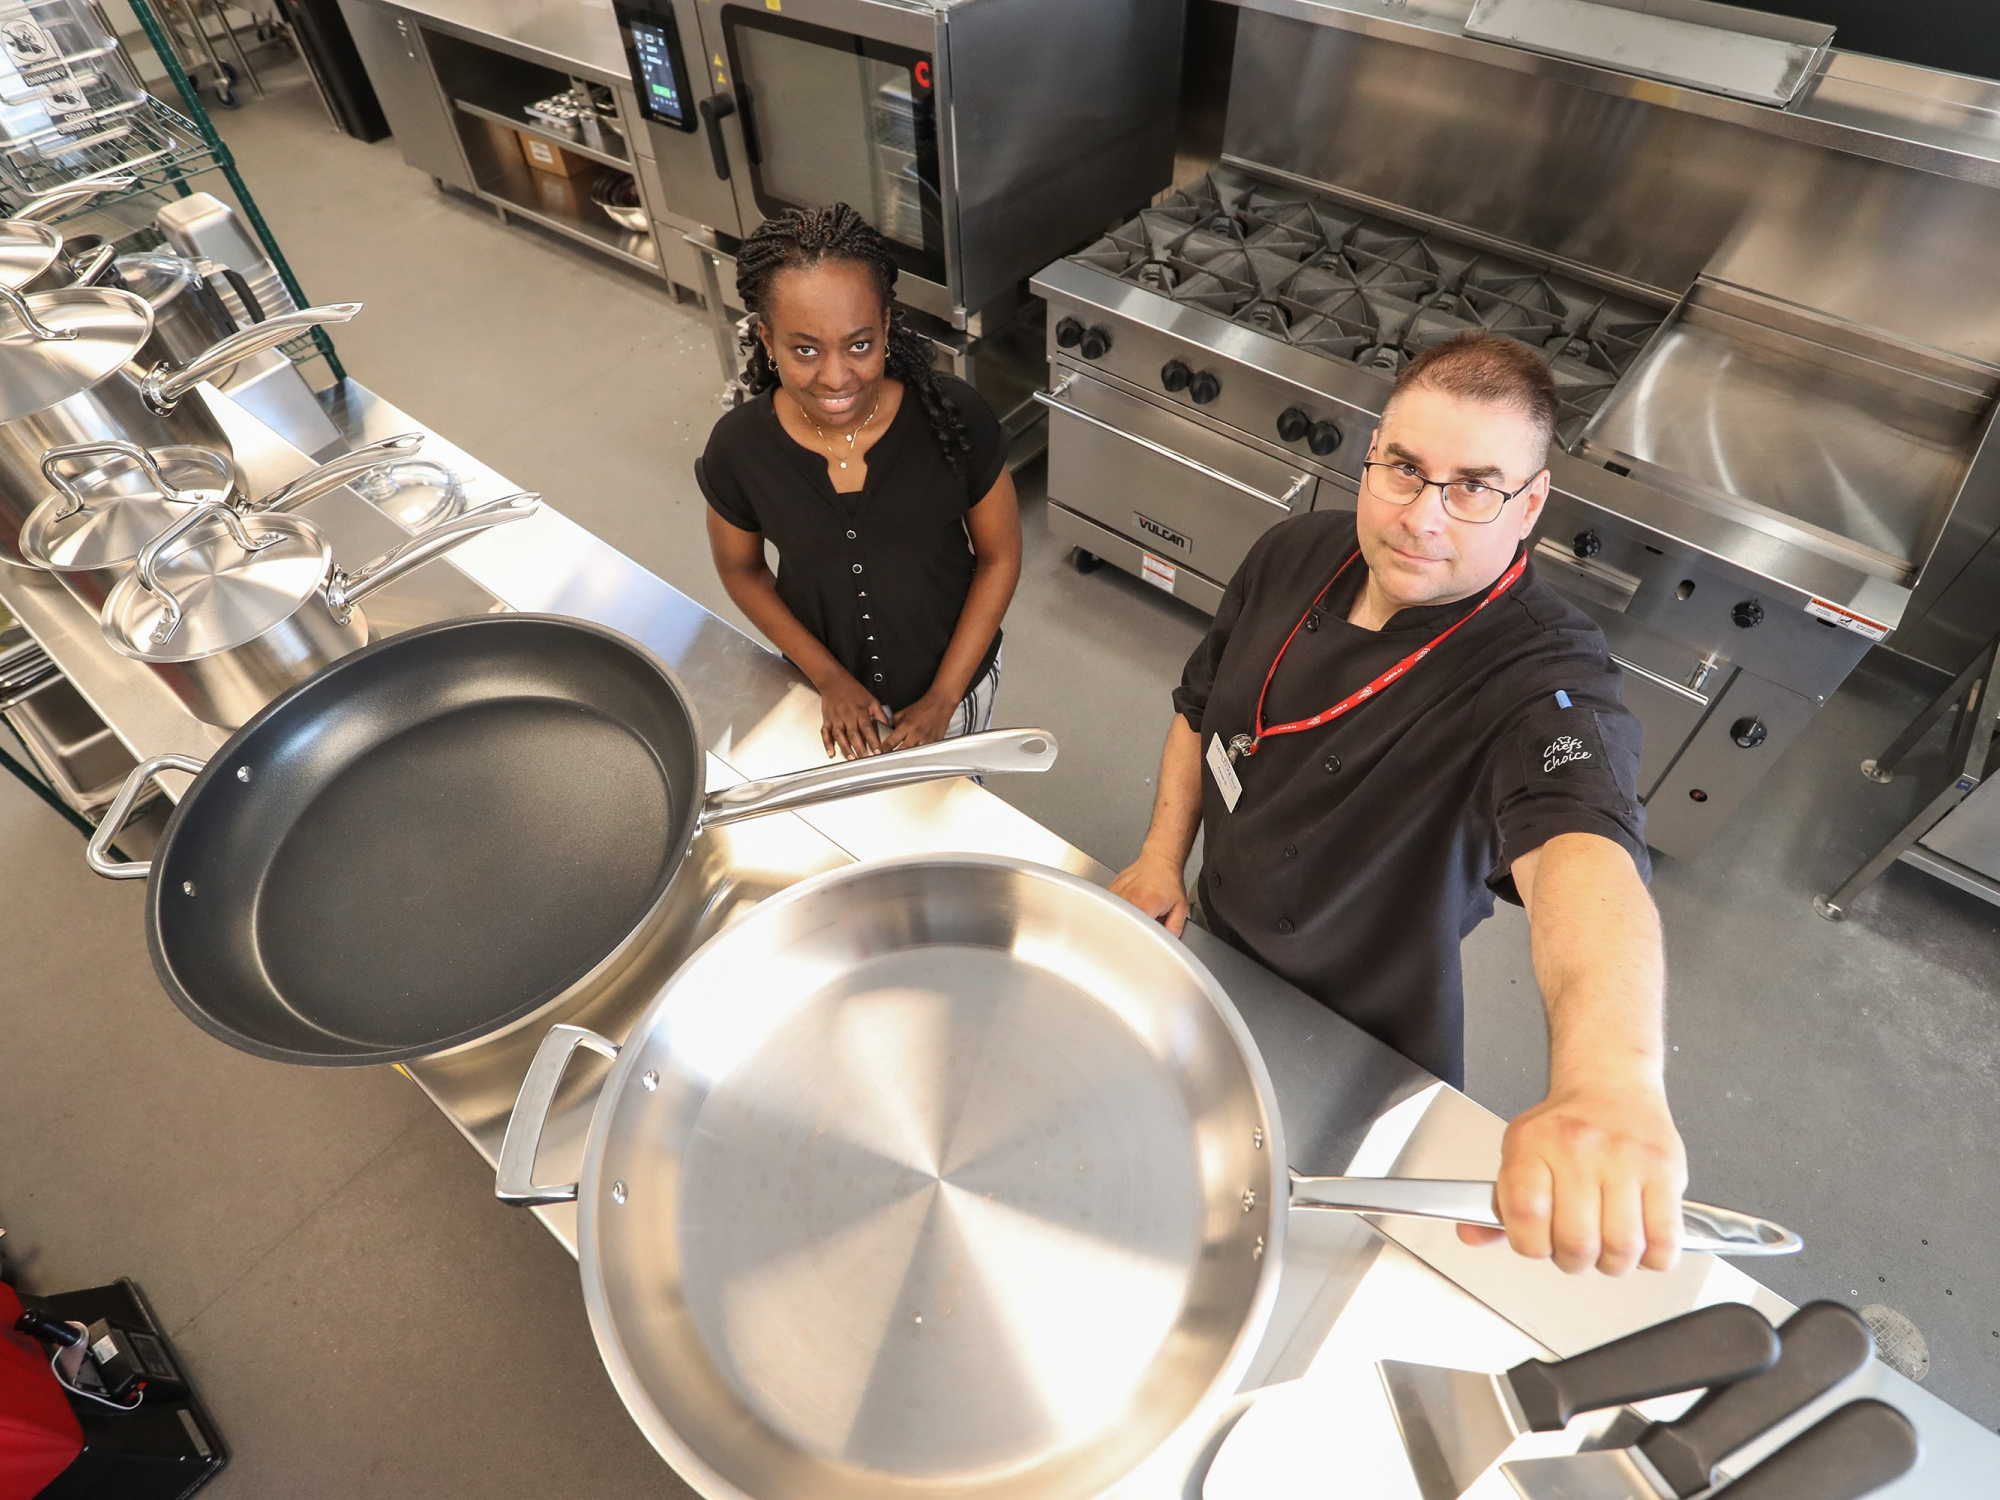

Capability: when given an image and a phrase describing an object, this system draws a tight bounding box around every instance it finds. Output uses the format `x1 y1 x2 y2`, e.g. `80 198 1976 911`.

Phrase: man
1111 332 1685 1277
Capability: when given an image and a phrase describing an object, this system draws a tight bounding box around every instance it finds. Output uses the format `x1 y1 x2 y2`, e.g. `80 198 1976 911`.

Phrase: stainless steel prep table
0 380 1989 1497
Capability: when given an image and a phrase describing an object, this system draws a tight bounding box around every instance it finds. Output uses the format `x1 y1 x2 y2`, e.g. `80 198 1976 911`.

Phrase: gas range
1029 168 1915 859
1068 170 1663 446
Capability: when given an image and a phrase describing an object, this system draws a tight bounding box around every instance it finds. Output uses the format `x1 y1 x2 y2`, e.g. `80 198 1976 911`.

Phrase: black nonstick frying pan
85 614 1056 1065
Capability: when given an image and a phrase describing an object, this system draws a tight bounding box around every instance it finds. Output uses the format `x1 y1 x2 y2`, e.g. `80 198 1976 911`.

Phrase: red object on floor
0 1283 82 1499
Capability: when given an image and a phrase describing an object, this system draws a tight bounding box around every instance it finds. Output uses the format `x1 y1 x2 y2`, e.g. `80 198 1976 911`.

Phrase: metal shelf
451 98 631 171
0 96 218 208
473 157 659 274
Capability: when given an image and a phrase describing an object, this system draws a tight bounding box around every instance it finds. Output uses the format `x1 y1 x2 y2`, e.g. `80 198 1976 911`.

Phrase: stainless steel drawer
1040 372 1323 588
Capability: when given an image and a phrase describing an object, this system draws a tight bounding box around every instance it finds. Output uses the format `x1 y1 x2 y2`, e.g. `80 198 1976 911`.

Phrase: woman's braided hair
736 203 969 471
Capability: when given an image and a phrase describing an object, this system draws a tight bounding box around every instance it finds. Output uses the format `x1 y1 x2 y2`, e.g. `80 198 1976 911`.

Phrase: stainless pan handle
64 240 118 288
144 301 363 412
698 727 1058 829
1032 389 1312 512
244 432 426 515
1286 1173 1803 1256
496 1023 620 1206
11 172 136 222
86 751 206 879
326 491 539 622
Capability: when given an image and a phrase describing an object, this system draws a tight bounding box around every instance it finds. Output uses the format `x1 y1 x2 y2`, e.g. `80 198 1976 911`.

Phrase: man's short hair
1389 332 1559 461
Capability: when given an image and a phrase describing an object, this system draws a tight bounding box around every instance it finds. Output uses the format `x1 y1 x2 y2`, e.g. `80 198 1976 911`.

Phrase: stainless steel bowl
591 171 650 234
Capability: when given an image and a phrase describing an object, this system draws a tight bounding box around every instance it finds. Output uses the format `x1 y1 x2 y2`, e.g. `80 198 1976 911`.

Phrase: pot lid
351 459 463 531
102 508 330 664
0 285 155 423
0 220 65 291
21 446 238 573
112 252 203 308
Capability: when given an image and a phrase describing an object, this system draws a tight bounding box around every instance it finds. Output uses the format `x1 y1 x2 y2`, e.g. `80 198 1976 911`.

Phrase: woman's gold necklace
799 391 881 471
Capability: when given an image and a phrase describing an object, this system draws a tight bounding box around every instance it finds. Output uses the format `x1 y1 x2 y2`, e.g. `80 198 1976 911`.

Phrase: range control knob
1732 599 1765 629
1573 529 1601 559
1307 420 1343 456
1054 316 1084 349
1161 359 1192 393
1078 325 1113 360
1188 370 1222 404
1276 406 1311 444
1731 717 1769 749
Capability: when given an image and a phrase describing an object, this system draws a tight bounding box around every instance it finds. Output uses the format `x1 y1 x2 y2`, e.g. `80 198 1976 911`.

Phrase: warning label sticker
1805 597 1892 641
1140 553 1177 592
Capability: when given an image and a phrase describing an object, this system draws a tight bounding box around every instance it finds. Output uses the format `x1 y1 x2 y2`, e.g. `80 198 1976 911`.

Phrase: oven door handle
1611 651 1711 706
697 93 735 180
1033 389 1311 512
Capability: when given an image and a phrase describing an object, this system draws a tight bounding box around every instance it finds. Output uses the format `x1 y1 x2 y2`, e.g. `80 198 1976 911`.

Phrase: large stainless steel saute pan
83 615 1056 1066
495 856 1799 1500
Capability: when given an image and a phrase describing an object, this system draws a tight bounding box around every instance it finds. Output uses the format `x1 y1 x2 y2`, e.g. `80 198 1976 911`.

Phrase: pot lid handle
0 281 78 342
135 500 281 645
40 438 176 521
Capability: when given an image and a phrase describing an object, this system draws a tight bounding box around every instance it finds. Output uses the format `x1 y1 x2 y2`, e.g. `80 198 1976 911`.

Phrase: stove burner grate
1071 170 1670 445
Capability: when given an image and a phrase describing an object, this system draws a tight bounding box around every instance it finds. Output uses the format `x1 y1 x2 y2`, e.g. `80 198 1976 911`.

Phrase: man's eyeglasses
1360 459 1542 525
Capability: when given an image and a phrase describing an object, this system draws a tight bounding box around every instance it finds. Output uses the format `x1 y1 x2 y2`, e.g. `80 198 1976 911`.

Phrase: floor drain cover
1859 1303 1929 1381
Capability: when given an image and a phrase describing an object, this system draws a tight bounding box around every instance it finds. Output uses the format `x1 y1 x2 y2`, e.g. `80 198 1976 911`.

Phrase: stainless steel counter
0 378 1987 1497
383 0 629 86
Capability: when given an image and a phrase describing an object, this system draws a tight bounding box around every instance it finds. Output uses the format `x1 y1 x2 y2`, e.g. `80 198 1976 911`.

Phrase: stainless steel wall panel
943 0 1183 317
1223 11 2000 366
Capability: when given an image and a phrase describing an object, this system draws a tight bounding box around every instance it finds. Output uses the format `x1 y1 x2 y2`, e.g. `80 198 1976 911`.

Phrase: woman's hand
818 671 892 758
881 690 957 751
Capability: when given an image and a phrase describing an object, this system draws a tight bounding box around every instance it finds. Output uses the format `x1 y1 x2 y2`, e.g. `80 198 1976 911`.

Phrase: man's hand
881 690 957 751
1459 1073 1688 1274
818 671 891 759
1110 851 1192 936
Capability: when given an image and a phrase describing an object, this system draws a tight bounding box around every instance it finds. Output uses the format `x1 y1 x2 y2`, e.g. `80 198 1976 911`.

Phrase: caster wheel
1070 548 1103 574
215 84 239 107
220 61 238 80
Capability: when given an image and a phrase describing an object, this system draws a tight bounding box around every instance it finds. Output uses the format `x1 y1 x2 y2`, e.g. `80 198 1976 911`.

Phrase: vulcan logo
1134 513 1190 552
1542 733 1592 774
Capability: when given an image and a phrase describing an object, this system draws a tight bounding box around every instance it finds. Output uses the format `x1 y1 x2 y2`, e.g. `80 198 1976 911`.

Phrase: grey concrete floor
1 65 1995 1498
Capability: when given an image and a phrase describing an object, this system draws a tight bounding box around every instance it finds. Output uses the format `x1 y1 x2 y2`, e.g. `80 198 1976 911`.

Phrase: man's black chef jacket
1174 510 1649 1087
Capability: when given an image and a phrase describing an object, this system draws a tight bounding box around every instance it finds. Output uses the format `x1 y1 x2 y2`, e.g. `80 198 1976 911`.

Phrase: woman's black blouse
697 375 1007 713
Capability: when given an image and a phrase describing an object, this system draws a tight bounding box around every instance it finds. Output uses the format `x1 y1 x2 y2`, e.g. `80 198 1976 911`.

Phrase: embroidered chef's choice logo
1542 732 1592 774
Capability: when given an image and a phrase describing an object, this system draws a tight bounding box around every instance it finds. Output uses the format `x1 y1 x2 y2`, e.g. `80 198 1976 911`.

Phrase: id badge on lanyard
1206 734 1243 812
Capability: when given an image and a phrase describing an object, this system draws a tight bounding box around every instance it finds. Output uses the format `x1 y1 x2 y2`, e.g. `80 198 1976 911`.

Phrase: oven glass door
719 6 944 286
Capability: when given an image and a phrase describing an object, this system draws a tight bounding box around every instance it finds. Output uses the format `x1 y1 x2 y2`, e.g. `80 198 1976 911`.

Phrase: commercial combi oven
609 0 1183 335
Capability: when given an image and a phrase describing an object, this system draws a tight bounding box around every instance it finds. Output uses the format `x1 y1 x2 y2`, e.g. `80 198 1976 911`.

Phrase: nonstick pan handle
496 1023 620 1207
698 728 1058 828
1286 1174 1804 1256
86 751 206 878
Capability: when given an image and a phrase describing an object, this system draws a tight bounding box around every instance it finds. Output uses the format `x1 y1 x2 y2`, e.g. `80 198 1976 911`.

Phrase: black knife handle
1640 1302 1874 1497
1508 1303 1778 1431
1708 1399 1919 1499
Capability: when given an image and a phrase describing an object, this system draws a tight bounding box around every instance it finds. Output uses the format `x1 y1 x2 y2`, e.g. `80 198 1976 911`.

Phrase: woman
698 204 1022 759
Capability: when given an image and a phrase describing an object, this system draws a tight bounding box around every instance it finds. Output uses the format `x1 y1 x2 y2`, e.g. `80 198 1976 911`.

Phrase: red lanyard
1235 547 1528 760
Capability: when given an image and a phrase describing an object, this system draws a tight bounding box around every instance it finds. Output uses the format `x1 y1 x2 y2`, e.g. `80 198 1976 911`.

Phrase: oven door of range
689 0 949 315
1040 368 1335 606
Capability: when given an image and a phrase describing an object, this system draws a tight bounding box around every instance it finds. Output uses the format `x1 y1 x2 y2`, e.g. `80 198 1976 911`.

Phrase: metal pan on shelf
17 431 422 607
81 613 1059 1066
490 853 1802 1500
0 281 358 561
